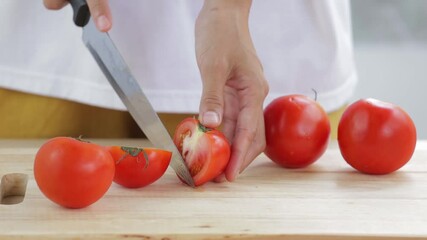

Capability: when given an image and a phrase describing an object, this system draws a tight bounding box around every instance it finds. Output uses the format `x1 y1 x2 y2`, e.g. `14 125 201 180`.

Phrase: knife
68 0 195 187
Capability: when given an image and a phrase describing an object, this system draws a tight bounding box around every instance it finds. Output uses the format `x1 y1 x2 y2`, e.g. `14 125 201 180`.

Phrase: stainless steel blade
81 19 194 187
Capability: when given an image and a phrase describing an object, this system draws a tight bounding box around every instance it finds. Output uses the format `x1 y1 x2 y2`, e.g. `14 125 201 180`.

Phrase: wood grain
0 139 426 239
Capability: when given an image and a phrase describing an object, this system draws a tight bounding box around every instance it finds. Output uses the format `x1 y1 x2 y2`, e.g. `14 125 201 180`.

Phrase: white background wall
350 0 427 138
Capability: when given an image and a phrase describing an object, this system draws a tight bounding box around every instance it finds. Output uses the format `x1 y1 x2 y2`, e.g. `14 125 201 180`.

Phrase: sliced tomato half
173 117 230 186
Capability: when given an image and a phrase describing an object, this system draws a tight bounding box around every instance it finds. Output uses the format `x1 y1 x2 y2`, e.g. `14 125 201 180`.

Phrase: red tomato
34 137 115 209
264 94 331 168
338 98 417 174
107 146 171 188
173 117 230 186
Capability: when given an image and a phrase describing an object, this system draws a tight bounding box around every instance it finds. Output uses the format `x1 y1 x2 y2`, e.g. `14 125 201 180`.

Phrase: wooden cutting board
1 139 427 240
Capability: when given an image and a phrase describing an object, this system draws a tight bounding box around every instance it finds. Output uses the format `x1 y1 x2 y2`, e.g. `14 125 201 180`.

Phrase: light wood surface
1 139 427 240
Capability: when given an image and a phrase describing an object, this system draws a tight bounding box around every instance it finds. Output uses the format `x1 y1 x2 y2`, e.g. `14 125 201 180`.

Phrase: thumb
199 75 226 128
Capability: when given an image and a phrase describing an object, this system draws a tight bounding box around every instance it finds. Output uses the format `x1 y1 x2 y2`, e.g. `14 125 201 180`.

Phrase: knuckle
261 79 270 97
88 0 107 16
254 76 269 98
199 57 229 74
202 93 223 108
91 0 102 10
248 82 268 102
246 76 269 100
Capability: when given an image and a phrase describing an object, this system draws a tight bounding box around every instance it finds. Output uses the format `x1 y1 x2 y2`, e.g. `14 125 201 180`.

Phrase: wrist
202 0 252 17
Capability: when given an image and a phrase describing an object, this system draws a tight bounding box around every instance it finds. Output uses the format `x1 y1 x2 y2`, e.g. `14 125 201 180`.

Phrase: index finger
87 0 112 32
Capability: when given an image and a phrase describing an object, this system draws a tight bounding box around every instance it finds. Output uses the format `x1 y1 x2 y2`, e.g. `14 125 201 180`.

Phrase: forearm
198 0 253 49
203 0 252 9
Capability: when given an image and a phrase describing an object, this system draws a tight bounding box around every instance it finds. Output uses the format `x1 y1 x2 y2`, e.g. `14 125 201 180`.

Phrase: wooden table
1 139 427 240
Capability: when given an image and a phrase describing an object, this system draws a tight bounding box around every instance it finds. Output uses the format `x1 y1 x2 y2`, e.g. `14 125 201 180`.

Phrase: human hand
196 0 269 182
43 0 112 32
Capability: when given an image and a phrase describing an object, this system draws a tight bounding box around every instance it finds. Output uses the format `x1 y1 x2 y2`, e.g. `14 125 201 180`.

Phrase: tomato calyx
197 121 213 133
116 146 149 169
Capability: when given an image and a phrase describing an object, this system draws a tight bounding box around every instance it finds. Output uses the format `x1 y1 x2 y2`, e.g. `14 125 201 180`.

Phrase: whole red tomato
264 94 331 168
338 98 417 174
34 137 115 208
107 146 171 188
173 117 230 186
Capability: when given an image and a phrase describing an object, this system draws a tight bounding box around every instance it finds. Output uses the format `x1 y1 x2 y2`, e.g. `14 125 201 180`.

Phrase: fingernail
96 15 111 32
226 170 239 182
214 174 227 183
202 111 220 127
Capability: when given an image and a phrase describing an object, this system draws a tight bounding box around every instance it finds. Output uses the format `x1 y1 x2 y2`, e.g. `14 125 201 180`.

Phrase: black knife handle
69 0 90 27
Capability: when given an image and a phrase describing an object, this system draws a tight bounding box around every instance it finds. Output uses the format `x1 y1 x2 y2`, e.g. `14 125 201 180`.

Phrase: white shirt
0 0 357 113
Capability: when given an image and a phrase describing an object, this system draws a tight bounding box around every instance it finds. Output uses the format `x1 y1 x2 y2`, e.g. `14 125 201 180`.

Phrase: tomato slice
107 146 171 188
173 117 230 186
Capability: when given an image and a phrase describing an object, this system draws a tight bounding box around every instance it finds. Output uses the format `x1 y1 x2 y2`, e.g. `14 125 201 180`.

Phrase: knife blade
68 0 195 187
